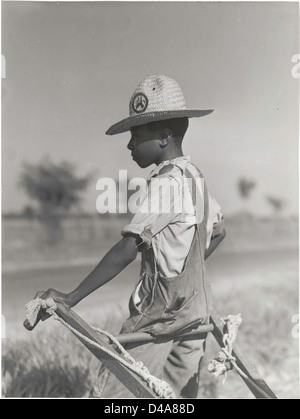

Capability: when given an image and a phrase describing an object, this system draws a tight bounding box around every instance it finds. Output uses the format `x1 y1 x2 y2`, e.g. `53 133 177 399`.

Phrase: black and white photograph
1 0 299 400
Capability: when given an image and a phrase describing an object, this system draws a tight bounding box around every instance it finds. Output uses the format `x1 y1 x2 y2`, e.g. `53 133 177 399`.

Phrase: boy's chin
134 159 152 169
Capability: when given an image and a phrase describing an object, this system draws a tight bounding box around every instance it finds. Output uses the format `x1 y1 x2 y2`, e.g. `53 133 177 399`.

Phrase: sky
2 1 299 216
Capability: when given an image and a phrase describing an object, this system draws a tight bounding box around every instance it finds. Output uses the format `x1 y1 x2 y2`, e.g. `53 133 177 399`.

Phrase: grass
200 278 299 399
2 304 128 398
3 333 97 398
2 274 298 398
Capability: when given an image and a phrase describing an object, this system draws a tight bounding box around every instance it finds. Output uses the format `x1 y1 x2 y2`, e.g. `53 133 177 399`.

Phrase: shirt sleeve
121 171 185 251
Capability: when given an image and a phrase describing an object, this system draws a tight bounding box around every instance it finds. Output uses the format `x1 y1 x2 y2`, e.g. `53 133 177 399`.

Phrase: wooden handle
23 316 41 331
55 302 158 398
210 312 278 399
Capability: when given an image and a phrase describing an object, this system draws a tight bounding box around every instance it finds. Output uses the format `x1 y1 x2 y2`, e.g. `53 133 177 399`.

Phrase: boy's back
122 154 222 291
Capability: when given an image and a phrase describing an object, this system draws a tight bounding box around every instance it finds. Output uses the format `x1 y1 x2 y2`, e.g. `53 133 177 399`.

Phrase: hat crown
129 75 187 116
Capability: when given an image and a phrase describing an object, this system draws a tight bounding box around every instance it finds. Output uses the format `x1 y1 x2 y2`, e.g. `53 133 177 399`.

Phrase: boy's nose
127 138 134 151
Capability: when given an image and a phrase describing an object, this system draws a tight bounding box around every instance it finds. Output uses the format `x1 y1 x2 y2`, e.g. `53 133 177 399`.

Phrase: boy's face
127 125 162 168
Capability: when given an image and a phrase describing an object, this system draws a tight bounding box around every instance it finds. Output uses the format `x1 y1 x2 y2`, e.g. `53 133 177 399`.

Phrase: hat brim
106 109 214 135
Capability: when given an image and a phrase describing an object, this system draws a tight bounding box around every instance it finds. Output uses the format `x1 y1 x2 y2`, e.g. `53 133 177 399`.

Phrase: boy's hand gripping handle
23 291 48 331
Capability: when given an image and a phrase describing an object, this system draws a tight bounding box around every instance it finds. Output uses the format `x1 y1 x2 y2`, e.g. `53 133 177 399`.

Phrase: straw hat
106 75 214 135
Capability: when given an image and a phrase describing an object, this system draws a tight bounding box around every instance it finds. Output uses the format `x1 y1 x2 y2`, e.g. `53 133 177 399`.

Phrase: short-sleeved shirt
121 155 223 278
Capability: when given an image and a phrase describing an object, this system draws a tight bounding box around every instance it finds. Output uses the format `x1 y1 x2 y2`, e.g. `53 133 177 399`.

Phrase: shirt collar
149 155 191 179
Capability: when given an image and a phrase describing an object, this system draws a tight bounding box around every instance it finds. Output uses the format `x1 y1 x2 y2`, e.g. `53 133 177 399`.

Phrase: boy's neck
155 148 184 166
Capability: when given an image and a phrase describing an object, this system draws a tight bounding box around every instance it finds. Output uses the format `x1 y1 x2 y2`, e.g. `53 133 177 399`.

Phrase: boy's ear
159 128 172 147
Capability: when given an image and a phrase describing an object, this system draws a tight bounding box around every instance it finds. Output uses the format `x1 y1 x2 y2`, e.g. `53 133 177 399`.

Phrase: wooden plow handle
210 312 278 399
23 300 277 399
35 302 159 398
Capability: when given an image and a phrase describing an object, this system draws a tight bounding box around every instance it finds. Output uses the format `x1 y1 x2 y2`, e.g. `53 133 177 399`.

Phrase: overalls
91 165 213 398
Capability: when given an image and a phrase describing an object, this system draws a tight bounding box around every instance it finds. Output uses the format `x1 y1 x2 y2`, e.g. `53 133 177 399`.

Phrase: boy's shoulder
158 164 174 176
151 156 195 180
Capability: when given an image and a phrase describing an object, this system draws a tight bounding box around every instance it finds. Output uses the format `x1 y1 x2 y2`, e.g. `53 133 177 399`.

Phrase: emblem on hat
132 93 148 114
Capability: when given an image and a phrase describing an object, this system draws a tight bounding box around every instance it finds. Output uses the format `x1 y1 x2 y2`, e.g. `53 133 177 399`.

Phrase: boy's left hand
212 220 225 238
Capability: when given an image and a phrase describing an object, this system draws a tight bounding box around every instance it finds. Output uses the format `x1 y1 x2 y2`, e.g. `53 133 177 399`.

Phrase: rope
25 298 176 399
208 314 249 383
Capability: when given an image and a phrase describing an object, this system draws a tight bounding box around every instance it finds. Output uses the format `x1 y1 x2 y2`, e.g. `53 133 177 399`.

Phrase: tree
20 159 91 244
266 196 285 215
237 178 256 199
22 205 36 219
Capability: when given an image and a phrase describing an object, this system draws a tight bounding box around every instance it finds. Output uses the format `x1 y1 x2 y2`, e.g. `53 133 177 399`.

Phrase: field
2 215 299 398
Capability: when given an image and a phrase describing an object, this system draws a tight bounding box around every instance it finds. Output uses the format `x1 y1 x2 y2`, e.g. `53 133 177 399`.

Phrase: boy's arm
205 224 226 260
39 235 138 309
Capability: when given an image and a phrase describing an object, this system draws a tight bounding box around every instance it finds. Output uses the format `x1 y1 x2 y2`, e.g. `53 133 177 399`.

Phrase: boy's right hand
24 289 72 331
37 288 72 322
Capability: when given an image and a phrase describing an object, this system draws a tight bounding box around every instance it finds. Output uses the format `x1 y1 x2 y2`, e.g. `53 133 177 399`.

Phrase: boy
40 75 225 398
